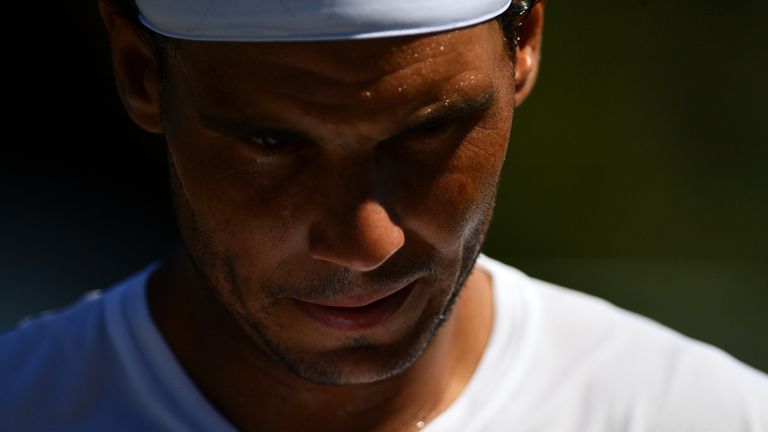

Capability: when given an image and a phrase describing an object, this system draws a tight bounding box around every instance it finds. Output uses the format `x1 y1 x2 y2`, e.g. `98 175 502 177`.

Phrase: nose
309 199 405 272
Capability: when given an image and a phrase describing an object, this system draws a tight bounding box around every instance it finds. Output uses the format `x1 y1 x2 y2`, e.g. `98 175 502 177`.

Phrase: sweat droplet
416 421 426 429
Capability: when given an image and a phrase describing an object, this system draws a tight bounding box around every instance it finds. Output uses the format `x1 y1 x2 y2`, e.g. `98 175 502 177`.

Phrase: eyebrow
394 91 495 137
197 90 495 140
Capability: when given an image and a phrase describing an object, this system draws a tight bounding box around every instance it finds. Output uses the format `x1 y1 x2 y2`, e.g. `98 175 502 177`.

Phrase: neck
147 244 493 432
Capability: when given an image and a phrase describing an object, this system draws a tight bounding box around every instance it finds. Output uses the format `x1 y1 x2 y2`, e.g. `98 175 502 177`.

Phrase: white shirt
2 254 767 431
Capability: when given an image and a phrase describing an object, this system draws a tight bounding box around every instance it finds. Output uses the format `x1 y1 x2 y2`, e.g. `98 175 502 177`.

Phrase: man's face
160 21 516 385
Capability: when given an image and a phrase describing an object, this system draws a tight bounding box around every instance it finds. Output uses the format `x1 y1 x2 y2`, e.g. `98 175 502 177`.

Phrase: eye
410 120 461 143
242 131 311 154
249 135 283 148
379 120 468 165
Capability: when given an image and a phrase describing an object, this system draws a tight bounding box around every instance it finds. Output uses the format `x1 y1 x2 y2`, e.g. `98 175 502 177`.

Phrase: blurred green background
2 1 766 372
484 0 767 371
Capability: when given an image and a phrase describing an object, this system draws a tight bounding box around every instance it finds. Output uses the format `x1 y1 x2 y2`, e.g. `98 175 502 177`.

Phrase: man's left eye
410 121 462 144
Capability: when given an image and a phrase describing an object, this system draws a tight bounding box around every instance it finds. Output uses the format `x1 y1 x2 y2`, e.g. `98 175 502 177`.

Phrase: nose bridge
317 122 393 214
334 151 376 202
308 153 404 272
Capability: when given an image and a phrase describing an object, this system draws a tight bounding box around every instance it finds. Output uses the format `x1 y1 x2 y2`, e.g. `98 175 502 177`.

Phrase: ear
98 0 164 134
513 2 545 107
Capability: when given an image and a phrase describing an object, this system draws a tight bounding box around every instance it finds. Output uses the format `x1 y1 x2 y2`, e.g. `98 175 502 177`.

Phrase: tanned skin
99 3 543 431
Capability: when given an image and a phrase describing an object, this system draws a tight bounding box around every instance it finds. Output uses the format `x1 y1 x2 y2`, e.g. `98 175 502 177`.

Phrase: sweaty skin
100 2 543 431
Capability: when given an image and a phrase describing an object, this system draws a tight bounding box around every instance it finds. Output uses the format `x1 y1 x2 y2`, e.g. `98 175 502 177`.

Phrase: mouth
294 282 417 331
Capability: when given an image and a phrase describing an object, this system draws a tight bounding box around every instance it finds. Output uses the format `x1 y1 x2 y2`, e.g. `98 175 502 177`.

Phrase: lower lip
295 283 416 331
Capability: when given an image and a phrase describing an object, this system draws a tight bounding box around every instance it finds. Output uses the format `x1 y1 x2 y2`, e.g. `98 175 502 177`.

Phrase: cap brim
136 0 512 42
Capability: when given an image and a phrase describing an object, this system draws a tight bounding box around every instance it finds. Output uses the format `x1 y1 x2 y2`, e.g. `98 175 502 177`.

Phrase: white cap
136 0 514 42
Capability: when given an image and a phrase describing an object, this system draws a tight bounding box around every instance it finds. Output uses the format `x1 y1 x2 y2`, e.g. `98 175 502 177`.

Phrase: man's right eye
249 135 283 149
242 132 310 154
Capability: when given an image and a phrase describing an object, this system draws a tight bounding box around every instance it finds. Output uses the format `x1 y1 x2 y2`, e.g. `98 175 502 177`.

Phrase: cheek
395 127 507 252
167 134 309 266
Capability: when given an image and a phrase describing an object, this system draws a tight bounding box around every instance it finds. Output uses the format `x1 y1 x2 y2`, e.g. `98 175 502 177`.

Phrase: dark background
2 2 766 372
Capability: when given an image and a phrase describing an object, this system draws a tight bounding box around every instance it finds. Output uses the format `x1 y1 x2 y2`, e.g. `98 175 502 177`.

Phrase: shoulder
0 289 116 425
0 263 159 430
477 254 768 431
0 289 110 376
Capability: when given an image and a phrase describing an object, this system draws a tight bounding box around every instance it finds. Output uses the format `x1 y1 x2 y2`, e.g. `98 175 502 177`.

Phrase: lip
295 282 416 331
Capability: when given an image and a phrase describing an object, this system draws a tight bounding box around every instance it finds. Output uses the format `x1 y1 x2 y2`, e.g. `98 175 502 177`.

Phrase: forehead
175 21 504 78
168 21 508 131
173 22 504 87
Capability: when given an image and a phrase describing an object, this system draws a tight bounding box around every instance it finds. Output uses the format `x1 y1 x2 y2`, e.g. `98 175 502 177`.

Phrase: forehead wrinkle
181 39 388 85
175 23 504 142
285 60 477 130
183 66 495 144
265 55 384 86
251 37 444 84
177 54 371 110
265 49 467 109
285 75 495 146
272 41 459 86
185 53 468 122
234 67 377 108
179 28 477 87
175 23 500 114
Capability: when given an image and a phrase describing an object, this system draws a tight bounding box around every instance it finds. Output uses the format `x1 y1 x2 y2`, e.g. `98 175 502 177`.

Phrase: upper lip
297 279 418 308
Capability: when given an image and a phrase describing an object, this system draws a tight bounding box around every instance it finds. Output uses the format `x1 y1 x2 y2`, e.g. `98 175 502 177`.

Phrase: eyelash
398 121 464 151
415 121 457 139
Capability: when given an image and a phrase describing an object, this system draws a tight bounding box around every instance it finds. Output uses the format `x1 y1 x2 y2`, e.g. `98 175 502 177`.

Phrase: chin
243 299 447 386
279 335 434 385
